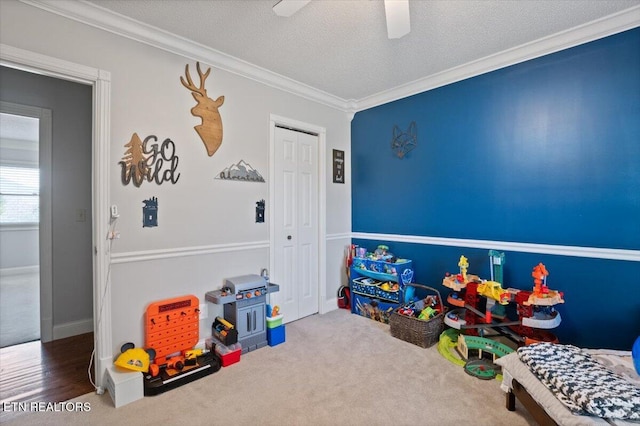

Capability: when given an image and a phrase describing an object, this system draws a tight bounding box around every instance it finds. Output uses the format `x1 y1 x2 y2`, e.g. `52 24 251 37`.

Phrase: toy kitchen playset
206 274 279 354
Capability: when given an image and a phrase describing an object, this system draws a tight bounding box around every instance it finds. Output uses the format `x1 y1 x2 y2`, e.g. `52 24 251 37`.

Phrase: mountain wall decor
216 159 265 182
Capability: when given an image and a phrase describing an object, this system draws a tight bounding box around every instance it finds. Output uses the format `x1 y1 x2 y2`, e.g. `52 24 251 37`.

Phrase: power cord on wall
88 215 118 395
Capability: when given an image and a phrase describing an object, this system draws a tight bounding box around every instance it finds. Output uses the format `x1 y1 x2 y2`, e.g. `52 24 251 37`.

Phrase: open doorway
0 105 53 348
0 47 111 397
0 66 94 351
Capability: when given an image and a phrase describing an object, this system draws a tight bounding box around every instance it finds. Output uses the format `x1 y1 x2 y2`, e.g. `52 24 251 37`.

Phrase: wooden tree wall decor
180 62 225 157
120 132 150 187
391 121 417 159
119 133 181 187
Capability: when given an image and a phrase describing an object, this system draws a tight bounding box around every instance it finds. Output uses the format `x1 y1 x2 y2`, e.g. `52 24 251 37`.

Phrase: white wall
0 1 351 356
0 227 38 269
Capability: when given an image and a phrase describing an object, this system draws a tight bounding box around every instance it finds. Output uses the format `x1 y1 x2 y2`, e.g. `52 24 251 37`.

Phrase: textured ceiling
83 1 639 101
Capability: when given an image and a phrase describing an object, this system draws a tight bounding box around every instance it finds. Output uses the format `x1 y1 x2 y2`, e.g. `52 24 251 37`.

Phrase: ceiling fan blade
384 0 410 39
273 0 311 17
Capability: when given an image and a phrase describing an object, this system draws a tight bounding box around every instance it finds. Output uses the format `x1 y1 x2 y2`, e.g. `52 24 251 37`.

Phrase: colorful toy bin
267 324 286 347
266 314 283 329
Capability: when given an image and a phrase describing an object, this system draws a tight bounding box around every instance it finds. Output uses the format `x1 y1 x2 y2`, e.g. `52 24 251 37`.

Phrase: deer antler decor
180 62 224 156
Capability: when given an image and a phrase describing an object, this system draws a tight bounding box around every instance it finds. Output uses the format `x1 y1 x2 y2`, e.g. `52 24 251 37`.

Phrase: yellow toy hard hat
114 343 150 373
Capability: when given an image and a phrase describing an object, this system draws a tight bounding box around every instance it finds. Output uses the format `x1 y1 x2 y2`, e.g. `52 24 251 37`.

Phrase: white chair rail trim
352 232 640 262
109 233 639 264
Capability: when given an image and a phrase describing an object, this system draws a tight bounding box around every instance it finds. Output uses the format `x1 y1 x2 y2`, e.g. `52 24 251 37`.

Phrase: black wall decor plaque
333 149 345 184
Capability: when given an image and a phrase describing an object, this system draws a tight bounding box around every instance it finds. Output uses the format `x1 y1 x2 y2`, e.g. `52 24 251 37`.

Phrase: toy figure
532 263 549 297
458 255 469 283
271 305 280 317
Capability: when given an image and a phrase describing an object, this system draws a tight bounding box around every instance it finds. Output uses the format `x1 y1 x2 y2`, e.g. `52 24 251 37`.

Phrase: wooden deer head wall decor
180 62 225 156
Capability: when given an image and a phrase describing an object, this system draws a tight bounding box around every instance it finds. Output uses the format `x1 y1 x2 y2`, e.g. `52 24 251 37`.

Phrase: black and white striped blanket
517 343 640 420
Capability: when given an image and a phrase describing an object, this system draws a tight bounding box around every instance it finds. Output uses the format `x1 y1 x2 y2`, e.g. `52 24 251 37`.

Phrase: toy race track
438 328 513 380
464 359 498 380
438 328 465 367
438 254 567 381
459 335 513 359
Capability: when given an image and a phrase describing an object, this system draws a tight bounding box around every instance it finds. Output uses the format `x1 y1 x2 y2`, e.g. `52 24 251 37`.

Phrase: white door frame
0 100 52 343
0 44 112 389
269 114 327 316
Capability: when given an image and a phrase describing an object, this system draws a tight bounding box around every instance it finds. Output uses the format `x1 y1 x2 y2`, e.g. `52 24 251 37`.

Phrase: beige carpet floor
2 309 535 425
0 270 39 348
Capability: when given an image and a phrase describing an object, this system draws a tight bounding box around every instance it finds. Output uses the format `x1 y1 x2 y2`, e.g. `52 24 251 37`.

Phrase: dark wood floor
0 333 95 422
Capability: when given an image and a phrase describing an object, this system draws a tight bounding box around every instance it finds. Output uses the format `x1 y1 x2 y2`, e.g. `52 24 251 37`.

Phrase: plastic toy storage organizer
350 257 412 323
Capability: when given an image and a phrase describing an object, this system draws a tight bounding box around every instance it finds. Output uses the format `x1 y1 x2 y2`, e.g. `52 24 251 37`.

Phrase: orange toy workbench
143 295 220 395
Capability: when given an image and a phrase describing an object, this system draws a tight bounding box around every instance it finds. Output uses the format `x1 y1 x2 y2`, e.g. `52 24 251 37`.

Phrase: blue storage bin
351 293 398 324
351 277 380 296
374 284 400 302
267 325 285 347
352 258 411 282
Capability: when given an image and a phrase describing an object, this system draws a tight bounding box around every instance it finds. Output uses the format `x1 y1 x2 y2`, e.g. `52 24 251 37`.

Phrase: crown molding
355 5 640 111
21 1 640 114
20 0 350 112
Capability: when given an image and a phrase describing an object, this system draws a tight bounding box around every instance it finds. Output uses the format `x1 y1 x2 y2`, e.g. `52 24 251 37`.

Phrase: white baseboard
321 298 339 315
97 354 113 390
53 318 94 340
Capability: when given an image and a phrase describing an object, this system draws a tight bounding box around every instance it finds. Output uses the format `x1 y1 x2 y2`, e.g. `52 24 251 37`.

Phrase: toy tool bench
206 274 279 354
143 295 220 395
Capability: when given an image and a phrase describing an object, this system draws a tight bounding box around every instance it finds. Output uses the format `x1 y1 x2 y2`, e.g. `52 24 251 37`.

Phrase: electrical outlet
199 304 206 320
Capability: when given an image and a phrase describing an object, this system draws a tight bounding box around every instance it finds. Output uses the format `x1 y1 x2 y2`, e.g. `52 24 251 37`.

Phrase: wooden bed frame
506 378 559 426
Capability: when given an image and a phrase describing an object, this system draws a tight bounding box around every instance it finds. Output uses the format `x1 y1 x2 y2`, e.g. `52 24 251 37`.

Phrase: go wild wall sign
119 133 180 187
120 61 226 187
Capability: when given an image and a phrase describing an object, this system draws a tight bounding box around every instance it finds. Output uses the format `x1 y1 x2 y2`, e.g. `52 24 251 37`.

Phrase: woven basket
389 283 446 348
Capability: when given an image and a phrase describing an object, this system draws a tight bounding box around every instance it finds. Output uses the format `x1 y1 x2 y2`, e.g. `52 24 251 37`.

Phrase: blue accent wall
351 28 640 350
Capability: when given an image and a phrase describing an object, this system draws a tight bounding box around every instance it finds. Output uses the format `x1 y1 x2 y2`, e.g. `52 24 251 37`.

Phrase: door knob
287 235 292 240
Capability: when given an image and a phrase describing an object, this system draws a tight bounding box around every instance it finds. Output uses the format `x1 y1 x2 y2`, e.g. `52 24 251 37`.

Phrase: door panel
273 126 319 321
296 132 318 318
282 244 296 307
